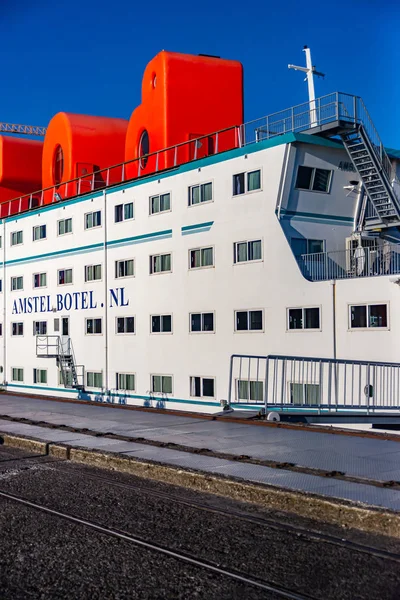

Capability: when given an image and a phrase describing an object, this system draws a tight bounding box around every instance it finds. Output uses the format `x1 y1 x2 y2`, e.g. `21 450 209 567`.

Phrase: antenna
288 46 325 128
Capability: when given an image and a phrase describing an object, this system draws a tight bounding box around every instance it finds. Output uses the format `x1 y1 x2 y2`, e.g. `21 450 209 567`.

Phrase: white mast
288 46 325 128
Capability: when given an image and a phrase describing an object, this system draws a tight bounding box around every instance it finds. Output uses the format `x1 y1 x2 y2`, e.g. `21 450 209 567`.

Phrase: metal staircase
36 336 84 390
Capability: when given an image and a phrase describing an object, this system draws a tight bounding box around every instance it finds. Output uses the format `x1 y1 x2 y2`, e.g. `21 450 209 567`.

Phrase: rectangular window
0 323 2 336
234 240 262 263
288 307 320 330
151 314 172 333
233 169 261 195
0 280 2 293
115 202 134 223
33 224 46 241
237 380 264 402
150 253 172 274
85 210 102 229
190 312 214 333
188 182 213 206
189 246 214 269
190 376 215 398
11 231 23 246
291 238 325 256
58 269 73 285
295 166 332 193
85 264 102 282
33 272 47 289
350 304 388 329
86 318 103 334
235 310 263 331
151 374 173 394
86 371 103 388
11 276 23 291
290 383 320 405
33 368 47 384
115 259 134 278
150 193 171 215
59 369 73 387
12 322 24 336
58 218 73 236
33 321 47 335
116 373 135 391
116 316 135 334
11 368 24 382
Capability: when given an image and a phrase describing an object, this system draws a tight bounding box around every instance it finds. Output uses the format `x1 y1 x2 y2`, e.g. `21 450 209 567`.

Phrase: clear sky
2 0 400 147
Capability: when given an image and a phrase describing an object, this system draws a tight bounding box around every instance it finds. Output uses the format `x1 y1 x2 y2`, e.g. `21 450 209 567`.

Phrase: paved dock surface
0 445 399 600
0 394 400 511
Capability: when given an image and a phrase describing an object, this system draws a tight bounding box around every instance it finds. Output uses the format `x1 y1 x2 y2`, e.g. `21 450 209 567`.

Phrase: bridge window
116 316 135 334
115 202 134 223
58 269 73 285
150 193 171 215
33 368 47 384
150 253 172 274
151 374 173 394
11 322 24 336
237 380 263 402
151 314 172 333
115 259 134 278
33 272 47 289
190 376 215 398
235 310 263 332
190 312 214 333
189 246 214 269
33 321 47 335
11 367 24 382
11 276 23 291
58 218 72 236
85 210 102 229
349 303 388 329
85 264 102 282
291 238 324 256
234 239 262 263
10 230 23 246
188 182 213 206
33 225 46 241
86 318 102 335
86 371 103 388
287 307 321 330
116 373 135 391
295 166 332 193
233 170 261 196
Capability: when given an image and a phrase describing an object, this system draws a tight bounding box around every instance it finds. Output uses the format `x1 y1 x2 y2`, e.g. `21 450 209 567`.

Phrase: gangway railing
228 354 400 413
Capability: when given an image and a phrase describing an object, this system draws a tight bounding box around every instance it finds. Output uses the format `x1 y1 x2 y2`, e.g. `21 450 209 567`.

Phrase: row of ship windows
5 165 333 248
3 240 263 291
9 368 316 404
5 303 389 337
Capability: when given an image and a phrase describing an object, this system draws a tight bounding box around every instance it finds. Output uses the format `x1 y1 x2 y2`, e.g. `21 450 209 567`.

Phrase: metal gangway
36 336 85 390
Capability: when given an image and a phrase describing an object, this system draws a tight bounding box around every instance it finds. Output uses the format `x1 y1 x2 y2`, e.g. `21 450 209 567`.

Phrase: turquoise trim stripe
279 208 353 226
7 383 79 394
181 221 214 235
107 229 172 249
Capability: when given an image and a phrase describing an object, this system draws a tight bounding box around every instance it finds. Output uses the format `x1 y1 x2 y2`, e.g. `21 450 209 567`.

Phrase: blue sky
2 0 400 147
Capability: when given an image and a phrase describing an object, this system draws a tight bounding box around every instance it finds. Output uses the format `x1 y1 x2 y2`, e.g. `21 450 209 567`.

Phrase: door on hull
61 316 70 354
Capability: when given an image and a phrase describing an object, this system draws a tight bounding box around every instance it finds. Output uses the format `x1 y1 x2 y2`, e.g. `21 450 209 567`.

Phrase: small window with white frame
151 314 172 333
349 303 388 329
190 312 214 333
33 368 47 384
58 268 73 285
236 379 264 402
151 374 173 394
116 372 135 391
12 322 24 336
11 276 23 291
33 272 47 289
85 210 102 229
189 246 214 269
150 253 172 274
235 309 263 331
58 217 72 236
115 259 134 278
85 264 102 282
287 307 321 331
86 371 103 388
188 182 213 206
290 383 320 405
234 239 262 263
86 318 103 335
233 170 261 196
11 367 24 382
33 224 46 241
33 321 47 335
150 192 171 215
115 201 134 223
116 316 135 334
11 230 23 246
295 166 332 193
190 376 215 398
